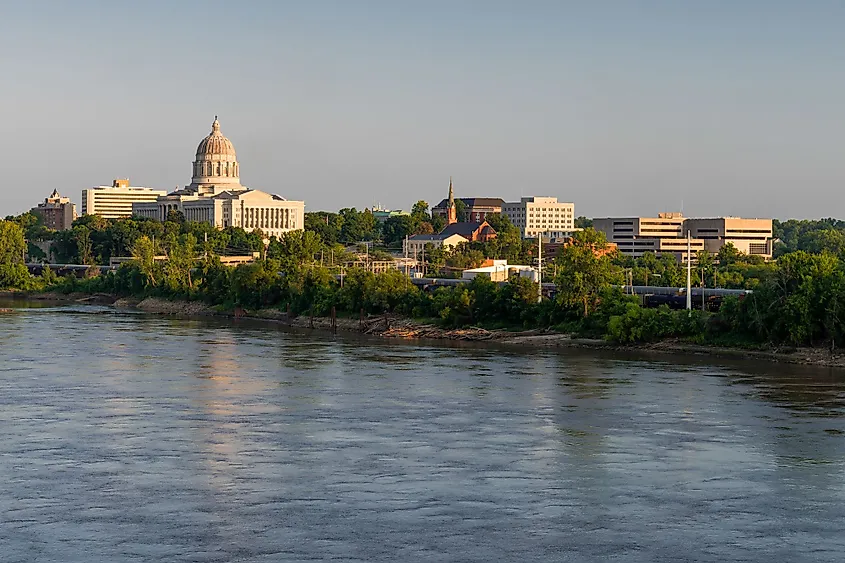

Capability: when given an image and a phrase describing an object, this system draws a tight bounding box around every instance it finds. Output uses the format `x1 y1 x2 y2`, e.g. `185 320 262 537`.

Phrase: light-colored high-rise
81 179 166 219
502 197 575 238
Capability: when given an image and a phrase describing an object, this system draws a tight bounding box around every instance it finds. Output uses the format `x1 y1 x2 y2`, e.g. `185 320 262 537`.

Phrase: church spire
446 176 457 225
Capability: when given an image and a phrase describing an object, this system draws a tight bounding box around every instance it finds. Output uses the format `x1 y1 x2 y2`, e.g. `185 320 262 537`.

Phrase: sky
1 0 844 219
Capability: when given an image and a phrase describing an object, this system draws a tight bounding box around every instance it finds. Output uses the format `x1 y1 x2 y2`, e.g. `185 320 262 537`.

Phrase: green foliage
774 218 845 256
268 230 321 273
338 208 378 244
454 199 468 222
606 304 707 343
305 212 342 245
555 228 620 317
0 264 32 289
715 251 845 348
574 216 593 229
16 208 845 352
0 220 27 266
381 215 416 246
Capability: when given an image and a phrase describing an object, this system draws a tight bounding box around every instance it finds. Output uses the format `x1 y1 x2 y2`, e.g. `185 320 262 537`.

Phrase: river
1 303 844 562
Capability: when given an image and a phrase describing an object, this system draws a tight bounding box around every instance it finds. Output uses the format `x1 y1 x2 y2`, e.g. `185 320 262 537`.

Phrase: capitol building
132 117 304 238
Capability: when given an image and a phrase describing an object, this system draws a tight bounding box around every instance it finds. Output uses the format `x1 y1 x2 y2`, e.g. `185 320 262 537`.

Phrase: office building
502 197 575 238
593 213 773 261
683 218 773 257
82 179 166 219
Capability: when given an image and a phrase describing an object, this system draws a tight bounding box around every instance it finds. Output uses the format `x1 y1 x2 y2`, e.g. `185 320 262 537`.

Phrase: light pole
686 232 692 311
537 231 543 303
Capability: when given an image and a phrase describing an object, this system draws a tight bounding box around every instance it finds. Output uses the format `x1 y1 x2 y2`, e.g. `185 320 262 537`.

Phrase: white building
82 179 166 219
461 260 535 282
133 117 304 238
403 233 468 257
502 196 575 238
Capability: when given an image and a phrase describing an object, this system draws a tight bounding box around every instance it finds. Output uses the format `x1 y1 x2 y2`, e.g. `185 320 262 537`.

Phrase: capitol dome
196 117 236 158
189 116 241 191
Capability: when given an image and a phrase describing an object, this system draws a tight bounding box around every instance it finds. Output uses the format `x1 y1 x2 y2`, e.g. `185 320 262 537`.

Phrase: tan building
594 213 773 261
502 197 575 238
403 233 468 257
132 117 304 238
82 179 167 219
683 217 773 257
31 189 76 230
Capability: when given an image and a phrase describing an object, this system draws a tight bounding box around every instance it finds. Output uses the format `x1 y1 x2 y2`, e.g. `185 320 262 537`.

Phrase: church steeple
446 176 457 225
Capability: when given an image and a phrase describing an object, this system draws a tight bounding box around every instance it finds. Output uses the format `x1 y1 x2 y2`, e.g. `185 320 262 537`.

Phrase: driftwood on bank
363 316 498 340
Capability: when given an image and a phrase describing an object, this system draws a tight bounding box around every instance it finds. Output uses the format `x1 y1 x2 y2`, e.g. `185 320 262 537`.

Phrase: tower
188 116 242 196
446 176 457 225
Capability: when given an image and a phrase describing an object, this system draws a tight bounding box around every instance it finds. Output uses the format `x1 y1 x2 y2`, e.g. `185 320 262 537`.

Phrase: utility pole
686 232 692 311
537 231 543 303
701 266 706 312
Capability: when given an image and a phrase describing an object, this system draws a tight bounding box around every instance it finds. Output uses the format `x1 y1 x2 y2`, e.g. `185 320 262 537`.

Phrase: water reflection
1 305 845 562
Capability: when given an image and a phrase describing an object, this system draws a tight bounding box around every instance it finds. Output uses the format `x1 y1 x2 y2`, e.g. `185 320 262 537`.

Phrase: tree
305 212 342 245
430 214 446 233
131 235 159 288
338 208 377 244
0 220 26 265
554 228 620 317
454 199 468 222
799 229 845 256
575 216 593 229
716 242 743 267
411 201 430 221
381 215 416 246
75 226 94 265
166 209 186 224
0 220 30 289
267 230 321 273
163 233 197 292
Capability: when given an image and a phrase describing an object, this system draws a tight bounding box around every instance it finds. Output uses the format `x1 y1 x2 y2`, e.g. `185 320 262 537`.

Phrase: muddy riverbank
108 296 845 369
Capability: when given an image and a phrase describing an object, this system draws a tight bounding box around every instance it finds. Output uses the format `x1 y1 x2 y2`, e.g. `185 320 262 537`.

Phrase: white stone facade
132 117 305 238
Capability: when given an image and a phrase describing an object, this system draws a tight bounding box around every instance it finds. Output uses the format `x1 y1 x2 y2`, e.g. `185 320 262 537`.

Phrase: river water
1 304 844 562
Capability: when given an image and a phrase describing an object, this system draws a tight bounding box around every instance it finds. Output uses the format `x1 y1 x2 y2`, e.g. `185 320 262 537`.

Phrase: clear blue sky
1 0 844 219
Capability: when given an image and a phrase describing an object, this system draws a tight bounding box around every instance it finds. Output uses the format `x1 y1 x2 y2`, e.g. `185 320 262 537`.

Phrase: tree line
5 213 845 351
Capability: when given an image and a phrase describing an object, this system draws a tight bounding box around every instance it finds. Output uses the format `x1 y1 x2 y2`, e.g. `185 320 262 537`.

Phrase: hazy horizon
2 1 844 220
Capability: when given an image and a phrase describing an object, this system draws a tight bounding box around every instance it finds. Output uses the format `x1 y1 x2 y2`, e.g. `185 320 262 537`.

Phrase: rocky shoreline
117 296 845 370
5 292 845 369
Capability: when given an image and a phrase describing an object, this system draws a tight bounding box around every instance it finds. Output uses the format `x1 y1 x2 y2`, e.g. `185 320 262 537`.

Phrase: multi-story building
593 213 773 261
31 189 76 230
501 197 575 238
82 179 166 219
683 218 773 257
132 117 305 239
